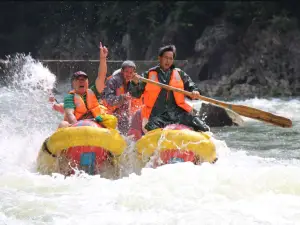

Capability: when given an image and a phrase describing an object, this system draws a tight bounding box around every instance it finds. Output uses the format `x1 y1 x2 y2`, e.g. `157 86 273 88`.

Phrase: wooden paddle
137 76 293 128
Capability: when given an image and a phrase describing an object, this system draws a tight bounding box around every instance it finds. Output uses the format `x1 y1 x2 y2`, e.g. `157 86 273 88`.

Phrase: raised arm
95 42 108 93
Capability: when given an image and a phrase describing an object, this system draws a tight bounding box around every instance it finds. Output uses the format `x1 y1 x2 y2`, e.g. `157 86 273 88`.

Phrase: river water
0 55 299 225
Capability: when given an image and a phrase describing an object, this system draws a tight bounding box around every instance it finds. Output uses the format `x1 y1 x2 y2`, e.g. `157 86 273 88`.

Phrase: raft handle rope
42 138 57 158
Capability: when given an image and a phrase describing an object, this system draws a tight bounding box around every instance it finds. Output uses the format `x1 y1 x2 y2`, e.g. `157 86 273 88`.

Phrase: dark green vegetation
1 1 300 97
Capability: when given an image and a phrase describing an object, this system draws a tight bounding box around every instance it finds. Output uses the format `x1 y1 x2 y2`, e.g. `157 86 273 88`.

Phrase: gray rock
188 100 244 127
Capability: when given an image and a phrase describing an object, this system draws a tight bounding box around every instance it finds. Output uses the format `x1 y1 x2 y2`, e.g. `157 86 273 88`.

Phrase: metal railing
40 60 188 63
0 58 189 81
38 60 189 81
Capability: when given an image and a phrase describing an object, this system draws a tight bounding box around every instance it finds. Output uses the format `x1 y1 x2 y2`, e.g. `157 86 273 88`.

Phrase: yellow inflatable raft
135 124 217 167
36 120 127 178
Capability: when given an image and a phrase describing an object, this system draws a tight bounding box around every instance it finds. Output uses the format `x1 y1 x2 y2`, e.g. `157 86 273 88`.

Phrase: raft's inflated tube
135 128 216 163
36 124 127 175
47 126 126 156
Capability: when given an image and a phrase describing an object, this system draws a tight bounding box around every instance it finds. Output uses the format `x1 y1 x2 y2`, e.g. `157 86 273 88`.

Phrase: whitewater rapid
0 55 299 225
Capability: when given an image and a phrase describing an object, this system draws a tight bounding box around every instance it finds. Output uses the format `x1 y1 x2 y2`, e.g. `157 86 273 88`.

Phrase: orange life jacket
69 89 107 120
130 95 144 115
103 74 143 115
141 69 192 120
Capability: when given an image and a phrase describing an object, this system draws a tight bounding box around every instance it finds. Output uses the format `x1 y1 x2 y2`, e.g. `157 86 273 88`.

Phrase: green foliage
0 1 300 58
224 2 281 26
269 14 298 33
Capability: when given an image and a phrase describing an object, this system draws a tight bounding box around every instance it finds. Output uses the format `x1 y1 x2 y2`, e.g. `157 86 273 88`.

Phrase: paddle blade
231 104 292 128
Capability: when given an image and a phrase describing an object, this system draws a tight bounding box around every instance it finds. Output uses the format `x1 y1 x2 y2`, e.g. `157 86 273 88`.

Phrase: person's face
122 67 135 81
72 75 89 94
159 51 174 71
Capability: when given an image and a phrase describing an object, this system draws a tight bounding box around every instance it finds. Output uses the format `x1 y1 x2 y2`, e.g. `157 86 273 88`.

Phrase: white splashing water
0 55 300 225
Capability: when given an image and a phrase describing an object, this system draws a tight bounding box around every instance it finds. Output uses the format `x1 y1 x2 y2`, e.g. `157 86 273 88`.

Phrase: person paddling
128 44 209 139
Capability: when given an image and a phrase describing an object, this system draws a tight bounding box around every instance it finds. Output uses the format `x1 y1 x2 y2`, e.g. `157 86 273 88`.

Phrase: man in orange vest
128 44 209 137
57 42 117 129
102 60 143 135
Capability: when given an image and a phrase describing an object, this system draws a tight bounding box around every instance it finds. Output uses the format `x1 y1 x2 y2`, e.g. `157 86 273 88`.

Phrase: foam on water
0 55 300 225
1 161 300 225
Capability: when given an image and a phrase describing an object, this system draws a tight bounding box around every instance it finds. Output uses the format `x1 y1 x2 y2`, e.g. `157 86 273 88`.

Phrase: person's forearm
96 57 107 93
53 103 64 114
65 111 77 124
182 71 200 93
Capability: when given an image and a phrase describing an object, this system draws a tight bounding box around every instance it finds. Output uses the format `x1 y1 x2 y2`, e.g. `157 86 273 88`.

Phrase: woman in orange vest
102 60 143 135
57 42 117 130
127 45 209 139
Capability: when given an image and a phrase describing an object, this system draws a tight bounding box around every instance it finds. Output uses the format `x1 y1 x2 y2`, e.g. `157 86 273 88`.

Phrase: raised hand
99 42 108 58
131 72 141 84
191 91 201 100
49 96 56 103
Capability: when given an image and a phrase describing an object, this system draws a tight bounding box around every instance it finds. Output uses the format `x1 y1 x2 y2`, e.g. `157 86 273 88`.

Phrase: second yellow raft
135 125 217 167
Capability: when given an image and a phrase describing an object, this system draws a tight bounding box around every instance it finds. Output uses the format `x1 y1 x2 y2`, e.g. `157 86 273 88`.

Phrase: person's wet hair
158 45 176 58
121 60 136 69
